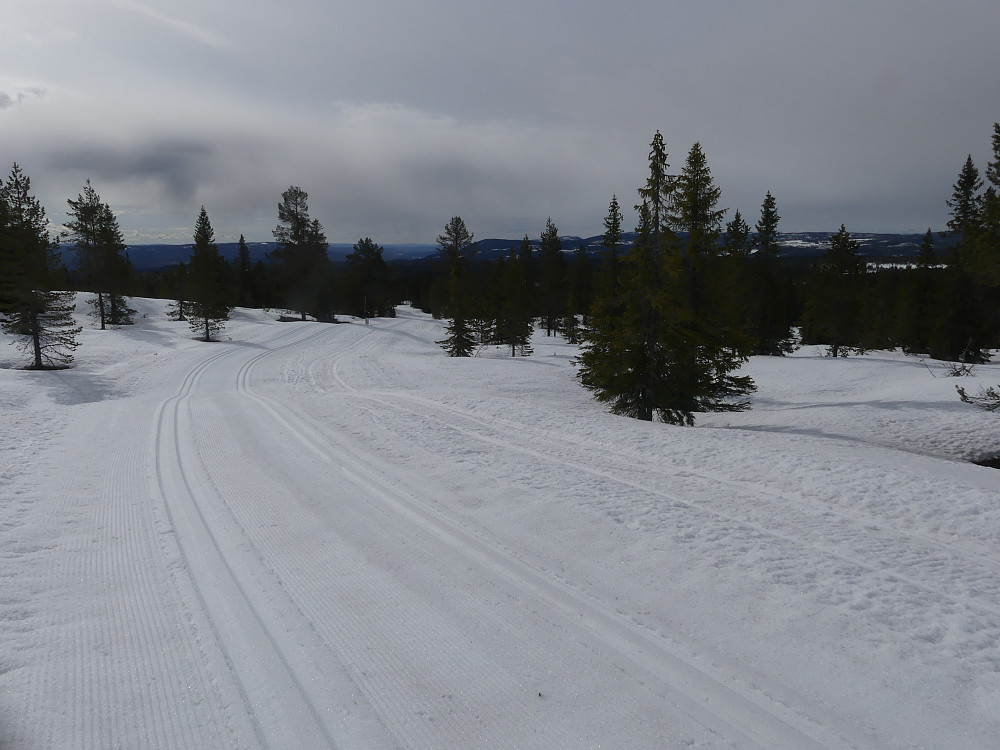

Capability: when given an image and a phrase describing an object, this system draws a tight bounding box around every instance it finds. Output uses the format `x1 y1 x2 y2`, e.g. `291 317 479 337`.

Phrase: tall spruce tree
436 216 476 356
187 207 232 341
579 132 754 425
599 195 625 297
801 225 868 357
232 233 254 308
538 217 566 336
496 248 533 356
65 180 134 329
268 186 333 320
722 210 751 256
346 237 394 319
946 155 984 250
896 229 939 354
0 164 81 369
749 191 795 354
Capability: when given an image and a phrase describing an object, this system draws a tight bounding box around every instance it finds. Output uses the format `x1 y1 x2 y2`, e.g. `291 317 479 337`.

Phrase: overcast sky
2 1 998 244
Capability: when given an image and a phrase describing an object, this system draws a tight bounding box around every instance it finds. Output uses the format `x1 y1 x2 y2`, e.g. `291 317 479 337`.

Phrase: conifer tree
495 249 534 356
755 191 781 255
748 191 795 354
722 210 751 256
599 195 625 296
0 164 81 369
187 207 231 341
435 216 476 355
165 262 189 321
801 225 868 357
946 155 984 248
268 186 333 320
538 218 566 336
579 132 754 425
232 233 254 308
897 229 939 354
65 180 134 328
346 237 393 318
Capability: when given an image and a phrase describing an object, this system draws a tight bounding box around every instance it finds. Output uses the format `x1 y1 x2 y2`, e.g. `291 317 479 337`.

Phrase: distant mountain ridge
61 232 953 271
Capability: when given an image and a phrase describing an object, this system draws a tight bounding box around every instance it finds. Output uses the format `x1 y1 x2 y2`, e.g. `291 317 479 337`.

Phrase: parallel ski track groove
232 327 546 748
323 329 1000 626
152 324 343 750
242 325 857 750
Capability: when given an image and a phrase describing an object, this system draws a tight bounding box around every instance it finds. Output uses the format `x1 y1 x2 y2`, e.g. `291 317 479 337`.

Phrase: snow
2 296 1000 749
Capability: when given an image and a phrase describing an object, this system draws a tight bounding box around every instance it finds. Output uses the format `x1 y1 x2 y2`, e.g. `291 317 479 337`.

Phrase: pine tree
538 217 565 336
801 225 868 357
946 155 984 247
0 164 81 369
579 132 754 425
599 195 625 296
165 262 189 321
232 233 254 308
748 191 795 355
755 191 781 255
897 229 939 354
435 216 475 317
187 207 231 341
65 180 134 329
346 237 393 318
488 249 534 356
268 186 333 321
437 314 476 357
722 210 751 256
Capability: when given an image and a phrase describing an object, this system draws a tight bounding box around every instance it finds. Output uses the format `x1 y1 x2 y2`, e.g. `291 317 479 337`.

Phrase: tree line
1 123 998 420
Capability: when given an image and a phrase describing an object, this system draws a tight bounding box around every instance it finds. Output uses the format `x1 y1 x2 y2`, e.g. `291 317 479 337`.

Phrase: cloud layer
2 0 998 242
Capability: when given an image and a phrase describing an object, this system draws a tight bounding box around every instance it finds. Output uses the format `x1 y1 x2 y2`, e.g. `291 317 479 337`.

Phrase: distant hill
468 231 955 262
59 232 954 272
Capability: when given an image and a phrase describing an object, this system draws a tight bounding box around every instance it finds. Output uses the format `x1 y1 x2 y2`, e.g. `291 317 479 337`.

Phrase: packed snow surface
2 297 1000 749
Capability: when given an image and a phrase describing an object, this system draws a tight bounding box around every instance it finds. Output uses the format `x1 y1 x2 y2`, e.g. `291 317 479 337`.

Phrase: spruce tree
65 180 134 329
946 155 984 248
0 164 81 369
897 229 939 354
801 225 868 357
748 191 795 354
755 191 781 255
434 216 477 354
498 248 533 356
346 237 393 318
599 195 625 296
268 186 333 320
579 132 754 425
538 218 566 336
722 210 751 256
232 233 254 308
165 262 189 321
187 207 231 341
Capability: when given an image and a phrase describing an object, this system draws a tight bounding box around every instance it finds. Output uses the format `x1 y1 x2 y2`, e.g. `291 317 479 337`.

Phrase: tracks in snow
233 324 867 749
152 326 378 749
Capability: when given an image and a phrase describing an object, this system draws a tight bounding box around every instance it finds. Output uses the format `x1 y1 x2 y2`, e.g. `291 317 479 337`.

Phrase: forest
2 123 999 424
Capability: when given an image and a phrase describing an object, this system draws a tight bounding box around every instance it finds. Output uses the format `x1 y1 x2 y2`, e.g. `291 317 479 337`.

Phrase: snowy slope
1 297 999 749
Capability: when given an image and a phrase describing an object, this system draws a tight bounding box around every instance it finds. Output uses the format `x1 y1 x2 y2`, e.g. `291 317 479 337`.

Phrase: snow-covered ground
2 297 999 749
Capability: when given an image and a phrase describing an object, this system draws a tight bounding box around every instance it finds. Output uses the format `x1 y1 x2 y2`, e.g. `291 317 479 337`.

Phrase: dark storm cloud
52 138 215 204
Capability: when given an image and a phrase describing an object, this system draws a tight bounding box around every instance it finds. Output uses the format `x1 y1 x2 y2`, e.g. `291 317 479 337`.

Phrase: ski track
277 321 1000 746
317 327 1000 633
6 310 999 748
227 322 872 749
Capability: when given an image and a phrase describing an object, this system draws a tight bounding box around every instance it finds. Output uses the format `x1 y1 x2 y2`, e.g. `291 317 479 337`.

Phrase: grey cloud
52 138 214 204
0 87 47 108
